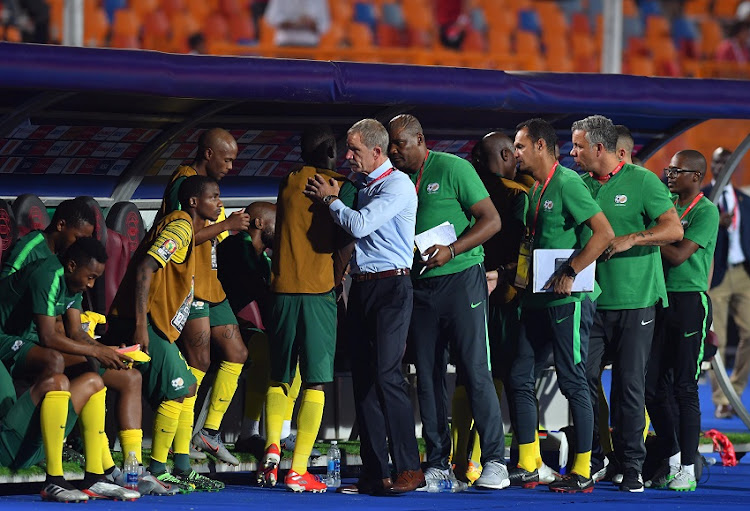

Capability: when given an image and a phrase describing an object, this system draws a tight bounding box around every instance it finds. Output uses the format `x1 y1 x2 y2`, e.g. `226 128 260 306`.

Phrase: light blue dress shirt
328 159 417 274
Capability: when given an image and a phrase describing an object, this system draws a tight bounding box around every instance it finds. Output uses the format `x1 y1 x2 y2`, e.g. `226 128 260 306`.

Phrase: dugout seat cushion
12 194 50 238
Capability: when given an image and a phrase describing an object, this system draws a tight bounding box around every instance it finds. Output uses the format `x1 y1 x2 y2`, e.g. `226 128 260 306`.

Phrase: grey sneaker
668 468 696 492
40 480 89 503
82 480 141 500
192 429 240 465
417 467 468 492
280 433 322 458
110 466 180 496
190 445 208 460
474 460 511 490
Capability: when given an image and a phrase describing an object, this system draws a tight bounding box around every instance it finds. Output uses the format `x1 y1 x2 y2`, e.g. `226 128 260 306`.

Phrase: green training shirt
0 256 82 341
665 195 719 292
524 165 602 309
582 164 674 310
0 231 53 279
410 151 490 278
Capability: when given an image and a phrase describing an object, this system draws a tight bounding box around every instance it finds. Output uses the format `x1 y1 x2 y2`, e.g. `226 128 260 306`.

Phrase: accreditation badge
514 236 533 289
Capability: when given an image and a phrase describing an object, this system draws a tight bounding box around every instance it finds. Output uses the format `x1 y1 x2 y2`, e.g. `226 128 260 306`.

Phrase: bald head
245 201 276 249
480 132 516 179
196 128 238 181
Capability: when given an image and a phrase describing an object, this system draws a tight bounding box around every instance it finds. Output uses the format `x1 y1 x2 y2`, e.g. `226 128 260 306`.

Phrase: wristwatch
323 195 339 206
560 263 578 279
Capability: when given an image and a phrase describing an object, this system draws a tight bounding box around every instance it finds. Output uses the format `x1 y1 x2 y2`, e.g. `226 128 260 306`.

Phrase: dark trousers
348 275 420 479
645 292 712 466
510 299 595 453
587 307 654 472
411 264 504 469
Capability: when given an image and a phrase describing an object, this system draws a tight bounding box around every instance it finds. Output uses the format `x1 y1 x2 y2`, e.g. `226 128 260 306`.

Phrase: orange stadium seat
47 0 64 42
84 7 110 47
570 12 592 35
2 25 23 42
377 23 406 47
684 0 711 17
186 0 212 24
161 0 185 18
488 30 511 56
130 0 158 21
645 14 672 41
713 0 741 19
202 12 231 44
220 0 242 16
699 18 724 58
112 8 140 38
622 0 639 17
168 11 201 52
142 9 170 51
228 12 255 43
626 54 656 76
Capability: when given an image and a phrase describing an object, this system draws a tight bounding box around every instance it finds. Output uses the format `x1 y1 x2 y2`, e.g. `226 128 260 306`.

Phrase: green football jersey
665 195 719 292
524 165 602 309
410 151 490 278
582 164 674 310
0 256 82 341
0 231 53 279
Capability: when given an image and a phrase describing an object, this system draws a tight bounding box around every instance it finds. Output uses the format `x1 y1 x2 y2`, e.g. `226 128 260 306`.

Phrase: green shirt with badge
410 150 490 278
0 255 82 342
665 195 719 292
0 231 53 280
524 165 602 309
582 164 674 310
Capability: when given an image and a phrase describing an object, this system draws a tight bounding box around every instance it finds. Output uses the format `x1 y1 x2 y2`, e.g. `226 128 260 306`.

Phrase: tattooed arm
603 207 684 260
134 257 159 354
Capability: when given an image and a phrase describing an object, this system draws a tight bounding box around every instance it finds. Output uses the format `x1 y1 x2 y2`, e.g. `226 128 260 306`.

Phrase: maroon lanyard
529 161 558 237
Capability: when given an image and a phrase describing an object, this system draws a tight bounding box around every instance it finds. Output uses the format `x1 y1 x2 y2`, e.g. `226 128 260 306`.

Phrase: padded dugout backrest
78 196 107 314
12 194 50 238
103 202 145 313
0 199 18 264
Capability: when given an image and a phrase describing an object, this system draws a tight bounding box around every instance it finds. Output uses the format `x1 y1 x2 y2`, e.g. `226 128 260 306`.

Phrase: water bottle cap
331 440 337 445
128 451 136 456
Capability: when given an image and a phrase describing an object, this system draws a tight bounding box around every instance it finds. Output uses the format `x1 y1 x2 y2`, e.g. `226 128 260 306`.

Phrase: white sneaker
613 473 623 484
474 460 511 490
668 468 696 492
40 480 89 503
537 463 562 484
591 456 609 483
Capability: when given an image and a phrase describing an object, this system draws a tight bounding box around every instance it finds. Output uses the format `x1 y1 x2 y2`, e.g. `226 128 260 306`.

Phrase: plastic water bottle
426 478 466 493
326 441 341 488
124 451 139 490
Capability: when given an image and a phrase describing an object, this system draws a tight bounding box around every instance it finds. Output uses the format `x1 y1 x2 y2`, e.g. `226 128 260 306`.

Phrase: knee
37 373 70 394
80 372 105 394
228 341 248 365
121 368 142 390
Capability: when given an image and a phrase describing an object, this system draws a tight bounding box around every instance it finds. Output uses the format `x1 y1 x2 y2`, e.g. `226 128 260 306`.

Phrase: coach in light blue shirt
304 118 424 494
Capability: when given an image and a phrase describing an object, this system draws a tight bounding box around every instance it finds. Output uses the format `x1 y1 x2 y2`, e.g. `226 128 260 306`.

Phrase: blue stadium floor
1 373 748 509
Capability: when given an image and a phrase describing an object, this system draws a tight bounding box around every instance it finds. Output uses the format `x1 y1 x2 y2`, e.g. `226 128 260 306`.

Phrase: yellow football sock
244 332 270 422
40 390 71 477
572 450 591 479
291 389 324 474
172 367 204 455
119 429 143 464
534 431 544 468
286 367 301 422
518 441 537 472
102 433 115 471
265 383 288 449
204 361 243 430
151 400 182 463
450 385 472 472
644 409 651 441
80 388 106 475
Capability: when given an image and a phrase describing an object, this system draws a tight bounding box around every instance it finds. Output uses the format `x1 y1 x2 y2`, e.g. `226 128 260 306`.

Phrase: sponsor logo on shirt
426 182 440 193
614 194 628 205
156 238 178 261
171 377 185 390
66 300 75 310
543 200 553 211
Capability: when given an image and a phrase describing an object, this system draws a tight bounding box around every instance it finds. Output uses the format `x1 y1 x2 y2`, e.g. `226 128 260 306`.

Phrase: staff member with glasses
646 151 719 492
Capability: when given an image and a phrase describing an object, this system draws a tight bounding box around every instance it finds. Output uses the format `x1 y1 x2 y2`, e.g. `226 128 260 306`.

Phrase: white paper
532 249 596 293
414 222 458 260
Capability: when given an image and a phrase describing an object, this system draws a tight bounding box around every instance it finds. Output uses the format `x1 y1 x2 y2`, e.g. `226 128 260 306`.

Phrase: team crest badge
614 194 628 205
11 340 23 352
681 220 689 228
426 182 440 193
543 200 553 210
156 238 178 260
171 377 185 390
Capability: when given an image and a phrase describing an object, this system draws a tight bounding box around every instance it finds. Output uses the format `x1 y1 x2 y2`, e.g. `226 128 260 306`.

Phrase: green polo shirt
665 195 719 292
0 256 82 341
0 231 53 279
524 165 602 309
410 151 490 278
582 164 674 310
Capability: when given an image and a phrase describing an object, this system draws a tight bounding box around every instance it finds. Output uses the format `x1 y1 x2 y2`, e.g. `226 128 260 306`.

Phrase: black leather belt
351 268 410 282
